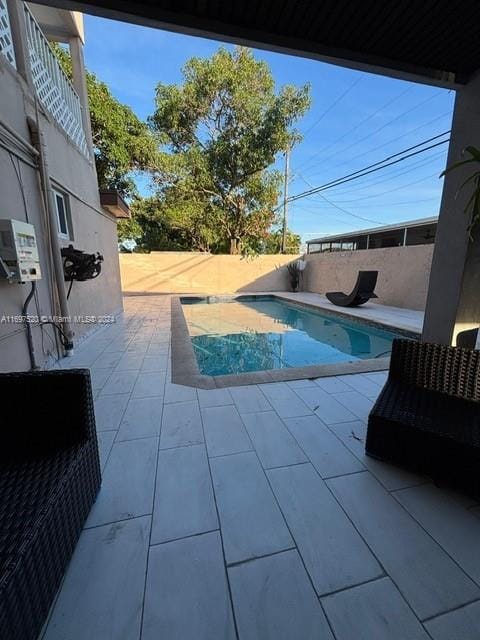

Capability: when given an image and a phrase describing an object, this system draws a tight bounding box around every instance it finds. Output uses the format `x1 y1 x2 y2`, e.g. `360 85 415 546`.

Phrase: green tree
53 44 159 199
264 229 301 254
122 195 223 252
150 46 310 254
243 228 301 254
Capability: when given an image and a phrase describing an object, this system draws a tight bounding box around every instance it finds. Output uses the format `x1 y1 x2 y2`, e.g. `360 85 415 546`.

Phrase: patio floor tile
146 343 169 356
89 367 113 392
91 351 123 369
164 381 197 403
103 338 131 353
197 387 233 408
100 370 139 395
86 438 158 527
132 372 165 398
141 355 168 371
229 385 272 413
93 393 130 431
117 397 163 441
328 420 426 491
96 430 115 470
331 390 374 421
141 532 236 640
294 386 357 424
43 517 150 640
160 401 203 449
268 463 382 595
115 352 145 371
151 444 218 544
327 472 480 619
283 415 364 478
201 405 252 457
210 451 294 564
314 376 352 393
363 371 388 385
340 373 383 398
322 577 430 640
258 382 312 418
424 601 480 640
394 483 480 584
241 411 308 469
286 378 318 389
229 549 334 640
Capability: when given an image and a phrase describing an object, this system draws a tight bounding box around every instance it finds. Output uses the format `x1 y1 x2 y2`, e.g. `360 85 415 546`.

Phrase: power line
296 174 387 225
305 149 446 199
287 134 449 204
324 197 438 208
334 171 443 202
311 191 387 225
299 90 447 176
301 76 363 137
295 197 437 210
306 111 452 179
296 84 415 173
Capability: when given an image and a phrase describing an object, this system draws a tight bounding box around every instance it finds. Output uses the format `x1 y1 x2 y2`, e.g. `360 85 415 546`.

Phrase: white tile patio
42 294 480 639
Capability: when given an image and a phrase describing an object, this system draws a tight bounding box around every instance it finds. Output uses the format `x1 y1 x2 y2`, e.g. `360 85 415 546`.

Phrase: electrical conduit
28 116 74 356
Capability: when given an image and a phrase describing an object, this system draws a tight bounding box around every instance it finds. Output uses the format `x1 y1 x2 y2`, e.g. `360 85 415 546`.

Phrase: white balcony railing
0 3 89 156
0 0 16 67
24 5 89 157
1 4 90 157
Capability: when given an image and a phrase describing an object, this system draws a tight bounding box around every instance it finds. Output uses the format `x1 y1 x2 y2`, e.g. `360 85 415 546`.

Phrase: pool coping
170 294 420 389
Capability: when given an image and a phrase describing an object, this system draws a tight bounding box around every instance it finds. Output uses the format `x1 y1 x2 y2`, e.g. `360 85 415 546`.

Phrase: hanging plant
441 146 480 237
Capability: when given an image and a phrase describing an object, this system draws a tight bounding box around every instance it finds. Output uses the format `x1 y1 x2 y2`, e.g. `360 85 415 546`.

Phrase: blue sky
83 15 455 242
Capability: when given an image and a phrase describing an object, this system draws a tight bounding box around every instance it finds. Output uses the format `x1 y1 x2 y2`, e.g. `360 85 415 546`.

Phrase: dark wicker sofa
0 369 101 640
366 339 480 497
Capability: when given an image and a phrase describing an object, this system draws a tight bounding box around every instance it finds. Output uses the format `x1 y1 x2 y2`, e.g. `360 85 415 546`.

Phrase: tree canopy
54 44 160 198
55 43 308 254
149 46 310 253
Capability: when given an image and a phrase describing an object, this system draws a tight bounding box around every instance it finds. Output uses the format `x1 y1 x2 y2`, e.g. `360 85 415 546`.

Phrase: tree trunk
229 237 240 254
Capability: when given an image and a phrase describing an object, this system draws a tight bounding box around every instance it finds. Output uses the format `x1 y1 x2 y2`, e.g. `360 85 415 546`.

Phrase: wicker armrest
389 339 480 401
0 369 96 460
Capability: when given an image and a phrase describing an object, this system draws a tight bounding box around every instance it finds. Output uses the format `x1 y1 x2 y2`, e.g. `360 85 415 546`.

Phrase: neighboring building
0 1 127 371
306 216 437 254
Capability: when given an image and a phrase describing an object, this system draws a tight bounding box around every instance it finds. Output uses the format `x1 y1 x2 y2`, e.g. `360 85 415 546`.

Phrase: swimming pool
180 295 409 376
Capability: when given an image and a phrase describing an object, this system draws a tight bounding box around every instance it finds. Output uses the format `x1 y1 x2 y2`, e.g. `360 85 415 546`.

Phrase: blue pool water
181 296 407 376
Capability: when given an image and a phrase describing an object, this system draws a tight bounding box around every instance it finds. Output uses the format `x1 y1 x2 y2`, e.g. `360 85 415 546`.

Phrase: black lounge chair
326 270 378 307
0 369 101 640
366 339 480 497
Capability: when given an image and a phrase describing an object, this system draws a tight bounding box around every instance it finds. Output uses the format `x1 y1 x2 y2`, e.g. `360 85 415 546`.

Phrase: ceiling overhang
26 0 480 88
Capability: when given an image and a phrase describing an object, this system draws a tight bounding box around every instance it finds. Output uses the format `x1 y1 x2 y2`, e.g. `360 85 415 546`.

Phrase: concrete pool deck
43 293 480 640
171 292 423 389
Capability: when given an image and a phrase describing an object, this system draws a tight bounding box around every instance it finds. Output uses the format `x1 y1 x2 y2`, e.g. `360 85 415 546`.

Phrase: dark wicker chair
366 339 480 497
0 369 101 640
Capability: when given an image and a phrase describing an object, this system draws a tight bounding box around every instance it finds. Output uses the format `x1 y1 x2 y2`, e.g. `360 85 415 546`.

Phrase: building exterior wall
0 11 122 372
305 244 434 310
119 252 300 295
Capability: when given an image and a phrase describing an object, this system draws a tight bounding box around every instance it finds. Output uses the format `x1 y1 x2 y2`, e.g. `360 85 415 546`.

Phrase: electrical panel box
0 219 42 283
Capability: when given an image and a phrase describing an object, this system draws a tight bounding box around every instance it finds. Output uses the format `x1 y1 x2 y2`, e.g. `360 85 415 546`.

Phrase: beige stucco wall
119 252 300 294
305 245 435 310
0 55 122 372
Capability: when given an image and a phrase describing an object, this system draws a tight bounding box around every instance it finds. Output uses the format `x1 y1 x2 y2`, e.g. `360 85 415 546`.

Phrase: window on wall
54 190 72 239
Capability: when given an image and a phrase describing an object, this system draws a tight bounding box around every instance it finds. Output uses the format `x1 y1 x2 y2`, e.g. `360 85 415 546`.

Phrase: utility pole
281 146 290 253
